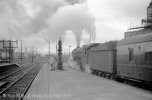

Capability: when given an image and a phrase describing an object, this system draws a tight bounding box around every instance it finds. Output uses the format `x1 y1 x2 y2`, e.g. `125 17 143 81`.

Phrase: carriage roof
118 32 152 45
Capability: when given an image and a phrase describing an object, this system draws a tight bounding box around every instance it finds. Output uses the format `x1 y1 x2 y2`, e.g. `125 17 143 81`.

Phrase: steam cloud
0 0 96 47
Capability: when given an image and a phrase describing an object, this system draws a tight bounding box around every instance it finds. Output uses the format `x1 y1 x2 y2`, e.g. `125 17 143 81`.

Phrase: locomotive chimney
77 46 80 48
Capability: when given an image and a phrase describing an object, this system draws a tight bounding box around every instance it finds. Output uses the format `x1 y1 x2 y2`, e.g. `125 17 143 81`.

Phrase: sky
0 0 151 55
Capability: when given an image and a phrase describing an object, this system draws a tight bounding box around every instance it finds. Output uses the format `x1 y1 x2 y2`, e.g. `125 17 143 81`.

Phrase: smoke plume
0 0 96 47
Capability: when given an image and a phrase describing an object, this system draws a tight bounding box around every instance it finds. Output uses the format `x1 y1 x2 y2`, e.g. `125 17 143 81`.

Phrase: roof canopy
89 41 117 52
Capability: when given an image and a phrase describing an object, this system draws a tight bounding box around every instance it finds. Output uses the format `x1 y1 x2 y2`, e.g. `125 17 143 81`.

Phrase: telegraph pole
69 45 71 58
31 47 37 63
21 40 23 66
9 40 11 63
56 44 57 55
49 42 50 58
90 34 92 44
0 39 18 63
45 39 51 58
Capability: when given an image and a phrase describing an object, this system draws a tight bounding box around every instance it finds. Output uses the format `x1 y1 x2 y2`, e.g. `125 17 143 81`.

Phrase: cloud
0 0 96 47
43 3 96 46
1 0 149 54
87 0 151 43
66 0 86 5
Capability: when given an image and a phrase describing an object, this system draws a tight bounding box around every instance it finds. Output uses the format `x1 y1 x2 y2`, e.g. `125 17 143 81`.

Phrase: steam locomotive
72 1 152 85
72 33 152 85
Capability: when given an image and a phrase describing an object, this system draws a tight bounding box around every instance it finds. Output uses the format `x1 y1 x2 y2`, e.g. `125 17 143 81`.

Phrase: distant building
125 1 152 38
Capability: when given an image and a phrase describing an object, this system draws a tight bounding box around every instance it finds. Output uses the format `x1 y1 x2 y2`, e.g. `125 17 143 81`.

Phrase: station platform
0 63 16 67
23 63 152 100
0 63 19 73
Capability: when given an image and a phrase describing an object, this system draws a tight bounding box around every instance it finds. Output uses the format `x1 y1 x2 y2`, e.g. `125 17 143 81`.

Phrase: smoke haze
0 0 96 47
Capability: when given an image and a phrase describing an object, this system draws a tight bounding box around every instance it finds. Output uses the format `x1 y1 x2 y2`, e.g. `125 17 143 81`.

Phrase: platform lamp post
69 45 71 59
56 44 57 55
45 39 51 59
57 38 63 70
31 47 37 63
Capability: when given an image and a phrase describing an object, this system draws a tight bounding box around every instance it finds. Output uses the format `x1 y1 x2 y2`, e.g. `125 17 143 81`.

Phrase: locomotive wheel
91 69 94 75
108 74 111 79
106 74 109 79
94 70 97 75
110 74 114 80
99 73 102 77
103 73 106 78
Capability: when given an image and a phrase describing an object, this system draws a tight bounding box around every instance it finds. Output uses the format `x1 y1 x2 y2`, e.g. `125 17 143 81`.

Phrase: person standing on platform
48 56 55 71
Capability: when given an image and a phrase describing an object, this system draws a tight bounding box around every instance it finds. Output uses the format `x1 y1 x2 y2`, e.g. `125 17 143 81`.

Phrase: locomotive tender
72 43 100 70
89 41 117 79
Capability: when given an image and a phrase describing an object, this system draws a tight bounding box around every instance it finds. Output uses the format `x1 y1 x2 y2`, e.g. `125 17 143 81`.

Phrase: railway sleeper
0 64 42 99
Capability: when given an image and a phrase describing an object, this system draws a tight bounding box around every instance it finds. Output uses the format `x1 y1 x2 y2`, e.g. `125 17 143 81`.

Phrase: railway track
0 63 32 80
0 64 19 74
0 62 42 100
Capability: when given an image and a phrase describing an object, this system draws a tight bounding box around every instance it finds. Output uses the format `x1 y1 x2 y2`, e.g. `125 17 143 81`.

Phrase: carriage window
129 48 134 61
145 52 152 65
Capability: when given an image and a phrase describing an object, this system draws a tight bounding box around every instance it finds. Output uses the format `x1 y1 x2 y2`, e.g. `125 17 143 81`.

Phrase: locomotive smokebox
77 46 80 48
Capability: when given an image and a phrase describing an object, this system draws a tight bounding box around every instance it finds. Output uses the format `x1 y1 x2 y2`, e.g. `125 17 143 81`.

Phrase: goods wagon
80 43 100 71
80 43 100 65
89 41 117 78
117 33 152 84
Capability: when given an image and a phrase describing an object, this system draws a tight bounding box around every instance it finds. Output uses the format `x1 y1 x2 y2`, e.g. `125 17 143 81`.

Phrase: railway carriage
117 33 152 84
